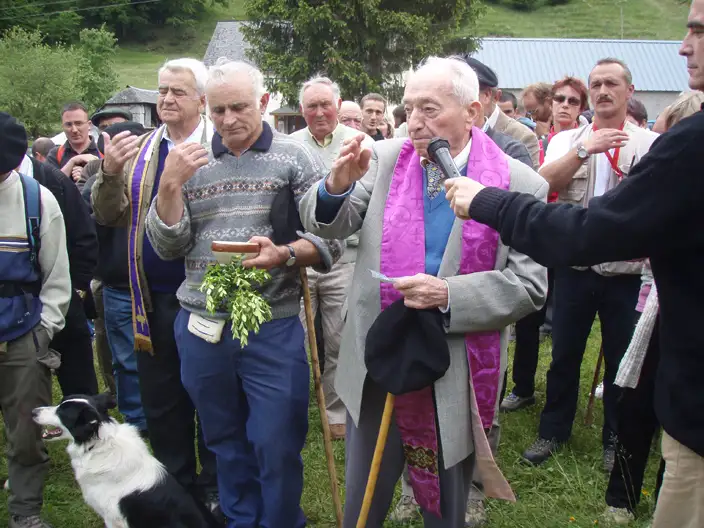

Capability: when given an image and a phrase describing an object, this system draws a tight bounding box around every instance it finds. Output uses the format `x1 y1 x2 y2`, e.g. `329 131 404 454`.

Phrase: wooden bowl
211 241 260 265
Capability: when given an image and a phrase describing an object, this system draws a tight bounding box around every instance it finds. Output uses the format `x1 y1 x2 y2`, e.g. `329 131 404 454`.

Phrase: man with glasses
46 102 102 183
339 100 364 131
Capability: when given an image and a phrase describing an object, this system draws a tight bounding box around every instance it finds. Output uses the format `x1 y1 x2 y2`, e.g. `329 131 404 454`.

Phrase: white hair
298 76 341 106
411 56 479 106
206 58 266 101
158 58 208 96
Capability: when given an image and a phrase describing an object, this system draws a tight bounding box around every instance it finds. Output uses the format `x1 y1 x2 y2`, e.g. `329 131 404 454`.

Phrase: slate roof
104 86 158 105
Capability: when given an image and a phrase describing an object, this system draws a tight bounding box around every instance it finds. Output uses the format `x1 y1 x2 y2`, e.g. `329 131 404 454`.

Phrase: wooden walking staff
299 268 344 528
585 344 605 426
356 393 395 528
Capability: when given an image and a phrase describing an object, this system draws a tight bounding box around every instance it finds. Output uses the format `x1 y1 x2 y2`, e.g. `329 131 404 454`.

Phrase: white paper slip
187 313 226 344
369 269 407 283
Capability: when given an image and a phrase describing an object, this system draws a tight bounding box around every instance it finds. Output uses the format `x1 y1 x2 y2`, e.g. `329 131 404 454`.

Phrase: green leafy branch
199 257 272 347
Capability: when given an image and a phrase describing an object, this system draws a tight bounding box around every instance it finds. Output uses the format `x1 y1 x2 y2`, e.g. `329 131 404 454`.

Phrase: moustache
597 96 613 103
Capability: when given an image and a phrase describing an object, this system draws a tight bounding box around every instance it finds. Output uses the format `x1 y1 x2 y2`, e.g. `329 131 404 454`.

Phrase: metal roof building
472 37 690 118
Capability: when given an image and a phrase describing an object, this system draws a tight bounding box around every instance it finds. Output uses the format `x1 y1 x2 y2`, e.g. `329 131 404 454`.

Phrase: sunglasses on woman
553 94 581 107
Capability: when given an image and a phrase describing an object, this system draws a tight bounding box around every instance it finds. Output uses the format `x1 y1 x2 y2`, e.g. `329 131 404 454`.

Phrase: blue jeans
175 311 309 528
103 286 147 432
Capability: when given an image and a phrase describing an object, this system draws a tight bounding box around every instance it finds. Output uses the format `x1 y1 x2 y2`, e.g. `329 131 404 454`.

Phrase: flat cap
90 108 133 127
462 56 499 89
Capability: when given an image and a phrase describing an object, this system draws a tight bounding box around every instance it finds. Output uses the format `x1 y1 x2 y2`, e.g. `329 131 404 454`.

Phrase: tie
426 162 445 199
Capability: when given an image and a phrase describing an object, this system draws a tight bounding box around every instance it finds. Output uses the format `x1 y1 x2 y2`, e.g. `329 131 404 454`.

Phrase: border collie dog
33 394 220 528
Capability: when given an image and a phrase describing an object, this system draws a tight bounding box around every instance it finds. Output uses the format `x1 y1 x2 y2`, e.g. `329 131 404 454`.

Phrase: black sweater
82 173 130 290
469 108 704 457
31 159 97 291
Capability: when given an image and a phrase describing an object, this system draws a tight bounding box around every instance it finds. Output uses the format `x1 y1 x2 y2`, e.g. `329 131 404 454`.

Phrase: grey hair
207 58 267 101
299 76 341 106
158 58 209 95
412 56 479 106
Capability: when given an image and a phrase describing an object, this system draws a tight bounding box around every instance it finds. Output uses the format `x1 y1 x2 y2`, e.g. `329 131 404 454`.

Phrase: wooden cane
356 392 395 528
584 344 604 426
299 268 344 528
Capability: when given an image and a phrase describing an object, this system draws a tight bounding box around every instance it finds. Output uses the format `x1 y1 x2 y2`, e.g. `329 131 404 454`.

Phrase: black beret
97 121 147 154
462 56 499 89
365 299 450 395
0 112 28 174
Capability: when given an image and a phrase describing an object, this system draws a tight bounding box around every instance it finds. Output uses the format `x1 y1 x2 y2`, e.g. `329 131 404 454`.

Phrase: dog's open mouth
41 426 63 440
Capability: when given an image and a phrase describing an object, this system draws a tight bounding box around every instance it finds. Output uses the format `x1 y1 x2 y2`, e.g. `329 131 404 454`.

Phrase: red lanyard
592 122 625 179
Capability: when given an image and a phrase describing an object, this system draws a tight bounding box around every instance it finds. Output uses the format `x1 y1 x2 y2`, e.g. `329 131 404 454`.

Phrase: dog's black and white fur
33 394 220 528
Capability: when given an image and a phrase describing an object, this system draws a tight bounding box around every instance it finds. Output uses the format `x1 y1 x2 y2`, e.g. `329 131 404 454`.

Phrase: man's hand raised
160 143 209 189
326 134 372 195
585 128 629 155
102 131 142 175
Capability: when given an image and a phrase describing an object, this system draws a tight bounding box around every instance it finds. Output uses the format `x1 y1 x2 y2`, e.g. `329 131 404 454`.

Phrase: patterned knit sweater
145 124 343 320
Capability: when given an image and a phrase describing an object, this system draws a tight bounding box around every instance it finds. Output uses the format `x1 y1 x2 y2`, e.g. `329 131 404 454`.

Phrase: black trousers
539 268 640 448
137 292 217 498
606 324 662 511
512 268 554 398
51 290 98 396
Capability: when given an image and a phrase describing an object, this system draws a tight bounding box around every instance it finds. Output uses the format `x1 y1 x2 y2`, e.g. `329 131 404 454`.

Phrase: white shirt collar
163 116 205 151
453 138 472 171
486 104 500 131
0 170 19 192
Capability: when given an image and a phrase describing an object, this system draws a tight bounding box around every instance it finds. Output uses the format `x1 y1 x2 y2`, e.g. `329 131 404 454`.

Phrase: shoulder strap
19 174 42 275
56 144 66 166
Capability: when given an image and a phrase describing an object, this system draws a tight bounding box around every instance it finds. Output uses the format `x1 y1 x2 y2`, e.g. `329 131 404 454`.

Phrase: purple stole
127 128 160 352
379 127 510 517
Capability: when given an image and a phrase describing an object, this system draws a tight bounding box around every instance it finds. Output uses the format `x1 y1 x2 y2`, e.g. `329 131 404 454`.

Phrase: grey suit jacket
299 138 548 469
494 110 540 170
487 126 532 168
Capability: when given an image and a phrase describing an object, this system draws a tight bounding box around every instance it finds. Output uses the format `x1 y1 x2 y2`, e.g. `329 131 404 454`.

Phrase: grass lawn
470 0 689 40
0 321 660 527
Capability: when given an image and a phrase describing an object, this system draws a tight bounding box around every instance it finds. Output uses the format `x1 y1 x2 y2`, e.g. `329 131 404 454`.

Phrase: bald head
339 101 363 130
31 137 56 163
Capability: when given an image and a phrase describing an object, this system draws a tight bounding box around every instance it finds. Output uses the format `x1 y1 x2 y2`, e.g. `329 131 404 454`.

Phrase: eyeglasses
553 94 581 107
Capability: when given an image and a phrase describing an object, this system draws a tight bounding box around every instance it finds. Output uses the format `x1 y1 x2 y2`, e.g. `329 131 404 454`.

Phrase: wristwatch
576 143 590 160
284 245 296 267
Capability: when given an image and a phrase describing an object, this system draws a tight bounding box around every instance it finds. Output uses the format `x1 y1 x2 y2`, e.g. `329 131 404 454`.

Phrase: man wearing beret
0 112 71 528
464 56 540 170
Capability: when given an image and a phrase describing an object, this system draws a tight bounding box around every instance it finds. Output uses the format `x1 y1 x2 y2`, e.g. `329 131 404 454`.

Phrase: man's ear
495 88 503 102
467 100 483 128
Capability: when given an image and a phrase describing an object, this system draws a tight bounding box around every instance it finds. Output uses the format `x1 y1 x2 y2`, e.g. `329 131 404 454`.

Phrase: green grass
0 321 661 527
112 0 690 88
113 0 246 89
470 0 689 40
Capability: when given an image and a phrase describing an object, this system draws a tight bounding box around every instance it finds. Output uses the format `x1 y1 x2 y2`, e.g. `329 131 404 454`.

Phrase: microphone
427 137 463 180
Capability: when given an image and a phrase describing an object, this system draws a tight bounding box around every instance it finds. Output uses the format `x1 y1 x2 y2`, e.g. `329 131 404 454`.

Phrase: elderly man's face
157 69 204 126
301 84 339 140
403 73 478 158
681 0 704 91
208 75 269 152
339 104 363 130
62 109 91 149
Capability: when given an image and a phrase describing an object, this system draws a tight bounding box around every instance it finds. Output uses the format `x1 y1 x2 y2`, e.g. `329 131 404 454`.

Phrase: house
471 38 690 118
95 86 160 129
204 21 302 133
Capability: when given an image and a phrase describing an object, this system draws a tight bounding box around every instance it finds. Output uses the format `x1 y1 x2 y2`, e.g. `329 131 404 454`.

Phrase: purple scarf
379 127 510 517
128 129 159 353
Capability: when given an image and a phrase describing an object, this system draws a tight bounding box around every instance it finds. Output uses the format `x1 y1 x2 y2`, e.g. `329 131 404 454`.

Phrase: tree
0 27 78 137
241 0 483 105
75 26 120 113
0 26 120 137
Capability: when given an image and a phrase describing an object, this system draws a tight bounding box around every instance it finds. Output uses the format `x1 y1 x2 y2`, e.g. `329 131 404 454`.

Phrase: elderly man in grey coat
299 56 548 527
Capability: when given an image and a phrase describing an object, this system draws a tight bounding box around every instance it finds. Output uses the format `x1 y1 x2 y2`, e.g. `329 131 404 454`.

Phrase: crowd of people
0 1 702 527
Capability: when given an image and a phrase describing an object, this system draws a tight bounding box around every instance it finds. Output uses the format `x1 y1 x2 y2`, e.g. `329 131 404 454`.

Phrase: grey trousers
91 280 116 395
0 325 53 517
344 379 475 528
